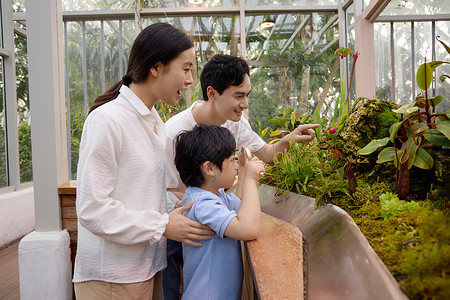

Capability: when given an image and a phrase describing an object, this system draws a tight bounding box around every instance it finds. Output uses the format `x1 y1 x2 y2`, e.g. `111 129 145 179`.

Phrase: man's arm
253 123 320 163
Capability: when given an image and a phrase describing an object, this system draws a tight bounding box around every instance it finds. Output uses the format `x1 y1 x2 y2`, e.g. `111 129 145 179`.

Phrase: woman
73 23 213 299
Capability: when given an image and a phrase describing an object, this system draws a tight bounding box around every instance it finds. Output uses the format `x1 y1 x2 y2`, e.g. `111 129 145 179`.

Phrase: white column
19 0 71 299
354 0 376 98
19 231 72 300
26 0 69 230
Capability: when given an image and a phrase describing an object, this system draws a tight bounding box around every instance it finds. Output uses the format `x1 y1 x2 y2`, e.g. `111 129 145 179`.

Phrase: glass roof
380 0 450 16
246 0 338 5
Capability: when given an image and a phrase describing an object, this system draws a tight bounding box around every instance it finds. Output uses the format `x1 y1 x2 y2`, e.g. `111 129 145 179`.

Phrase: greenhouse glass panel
393 22 412 105
12 0 25 13
65 19 134 178
245 12 339 133
142 16 241 63
66 21 85 178
0 57 6 187
15 32 33 183
63 0 133 11
435 21 450 113
381 0 450 16
374 23 392 101
246 0 338 6
413 22 431 99
363 0 371 10
142 0 237 8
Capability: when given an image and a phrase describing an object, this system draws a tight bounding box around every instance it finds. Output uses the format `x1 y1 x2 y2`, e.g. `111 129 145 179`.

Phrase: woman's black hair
175 124 236 188
200 54 250 101
89 23 194 113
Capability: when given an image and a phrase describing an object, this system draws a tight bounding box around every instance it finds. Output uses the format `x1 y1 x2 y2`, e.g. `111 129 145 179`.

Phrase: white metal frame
1 0 20 190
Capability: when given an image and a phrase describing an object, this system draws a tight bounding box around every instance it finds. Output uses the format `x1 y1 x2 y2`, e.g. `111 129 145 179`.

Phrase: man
163 54 318 299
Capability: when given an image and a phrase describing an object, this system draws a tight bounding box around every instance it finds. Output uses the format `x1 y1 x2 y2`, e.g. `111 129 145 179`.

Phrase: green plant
350 179 392 207
261 107 318 143
333 47 360 123
18 121 33 183
309 169 348 207
261 141 318 205
380 192 421 220
260 140 348 207
358 37 450 200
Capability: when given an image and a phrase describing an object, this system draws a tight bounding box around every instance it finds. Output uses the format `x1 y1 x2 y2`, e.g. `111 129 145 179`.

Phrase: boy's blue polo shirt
181 187 242 300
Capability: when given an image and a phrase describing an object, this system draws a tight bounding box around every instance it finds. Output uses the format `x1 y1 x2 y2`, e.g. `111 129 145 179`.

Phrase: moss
320 97 398 174
349 201 450 299
375 106 398 139
398 212 450 299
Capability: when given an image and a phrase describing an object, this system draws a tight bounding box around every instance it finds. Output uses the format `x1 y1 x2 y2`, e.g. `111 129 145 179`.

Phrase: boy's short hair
200 54 250 101
175 124 236 188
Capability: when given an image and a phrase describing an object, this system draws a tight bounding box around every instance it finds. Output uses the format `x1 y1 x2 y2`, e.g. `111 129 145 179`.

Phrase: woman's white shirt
73 85 169 283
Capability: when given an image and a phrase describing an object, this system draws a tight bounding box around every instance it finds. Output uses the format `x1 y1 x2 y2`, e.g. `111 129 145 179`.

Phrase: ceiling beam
280 14 311 55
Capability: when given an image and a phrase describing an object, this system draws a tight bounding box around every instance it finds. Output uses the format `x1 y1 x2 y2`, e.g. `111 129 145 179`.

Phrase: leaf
357 137 390 155
423 128 450 147
440 74 450 83
413 147 434 169
291 112 296 128
393 145 407 168
283 107 294 117
377 147 395 163
436 120 450 140
260 127 268 139
340 98 348 118
430 95 443 107
392 105 418 116
270 129 288 137
314 106 321 140
411 123 429 136
405 137 419 169
415 95 443 108
414 96 426 108
436 36 450 54
268 117 289 128
389 120 406 143
416 62 433 90
428 61 445 71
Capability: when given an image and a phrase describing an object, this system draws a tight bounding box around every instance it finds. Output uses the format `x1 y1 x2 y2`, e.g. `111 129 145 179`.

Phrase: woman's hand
163 201 214 247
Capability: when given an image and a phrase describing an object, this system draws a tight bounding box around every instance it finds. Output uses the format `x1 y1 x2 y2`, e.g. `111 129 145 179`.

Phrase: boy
174 124 265 299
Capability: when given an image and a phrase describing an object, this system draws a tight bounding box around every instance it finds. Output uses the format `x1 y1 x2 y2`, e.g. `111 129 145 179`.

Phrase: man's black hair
200 54 250 101
175 124 236 187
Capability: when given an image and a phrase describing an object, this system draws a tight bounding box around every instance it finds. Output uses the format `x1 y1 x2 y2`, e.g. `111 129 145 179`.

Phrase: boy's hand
245 157 266 181
164 201 214 247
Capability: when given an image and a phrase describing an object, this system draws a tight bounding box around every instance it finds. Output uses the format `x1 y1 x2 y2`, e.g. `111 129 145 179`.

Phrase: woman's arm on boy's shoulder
225 157 265 241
